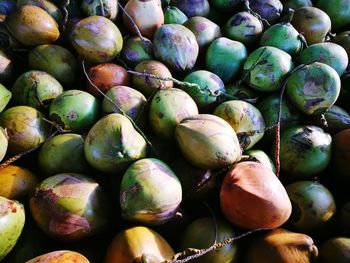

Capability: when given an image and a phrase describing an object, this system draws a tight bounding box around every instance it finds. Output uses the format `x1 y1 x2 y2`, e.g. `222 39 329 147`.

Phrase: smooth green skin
319 238 350 263
316 0 350 30
149 88 198 141
84 113 147 174
205 37 247 83
17 0 63 23
0 127 7 162
183 16 221 50
81 0 118 20
213 100 265 150
183 70 225 109
334 31 350 58
12 70 63 109
244 149 276 173
286 181 336 233
225 11 263 46
120 36 154 68
257 94 301 140
286 62 341 115
180 217 237 263
70 16 123 63
102 86 147 120
0 106 49 155
243 46 293 92
209 0 241 11
29 173 110 242
260 23 303 57
38 133 88 177
275 125 332 178
49 90 100 132
28 44 78 85
153 24 199 71
175 114 242 169
0 83 11 113
296 43 348 76
120 158 182 225
0 196 25 261
163 6 188 24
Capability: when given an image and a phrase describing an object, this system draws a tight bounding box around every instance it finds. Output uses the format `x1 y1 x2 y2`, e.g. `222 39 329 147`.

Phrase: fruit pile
1 0 350 262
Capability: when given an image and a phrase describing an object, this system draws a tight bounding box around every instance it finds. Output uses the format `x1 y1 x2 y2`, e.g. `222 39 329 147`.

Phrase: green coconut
153 24 199 71
70 15 123 63
274 125 332 179
296 43 348 76
12 70 63 109
81 0 118 20
214 100 265 150
0 196 25 261
0 83 11 113
38 133 88 177
286 181 336 233
84 113 147 174
286 62 340 115
243 46 294 92
28 44 78 85
29 173 110 242
175 114 242 169
182 70 226 109
205 37 247 83
149 88 199 141
0 106 49 155
120 158 182 225
260 22 303 57
163 6 188 24
49 90 100 133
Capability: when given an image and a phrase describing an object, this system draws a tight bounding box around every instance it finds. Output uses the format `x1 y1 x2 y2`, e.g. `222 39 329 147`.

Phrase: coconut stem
81 61 159 158
0 130 58 169
164 228 272 263
62 0 70 31
117 2 148 44
275 63 310 177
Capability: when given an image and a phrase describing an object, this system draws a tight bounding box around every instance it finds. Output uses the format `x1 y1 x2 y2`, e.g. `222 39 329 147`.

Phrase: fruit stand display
1 0 350 262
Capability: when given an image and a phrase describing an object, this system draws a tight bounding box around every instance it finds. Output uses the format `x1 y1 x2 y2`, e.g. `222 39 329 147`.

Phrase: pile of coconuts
1 0 350 262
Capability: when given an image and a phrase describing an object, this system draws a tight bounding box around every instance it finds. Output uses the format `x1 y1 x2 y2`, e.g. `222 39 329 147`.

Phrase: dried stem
275 63 309 177
0 130 58 169
164 228 272 263
117 2 148 44
62 0 70 30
